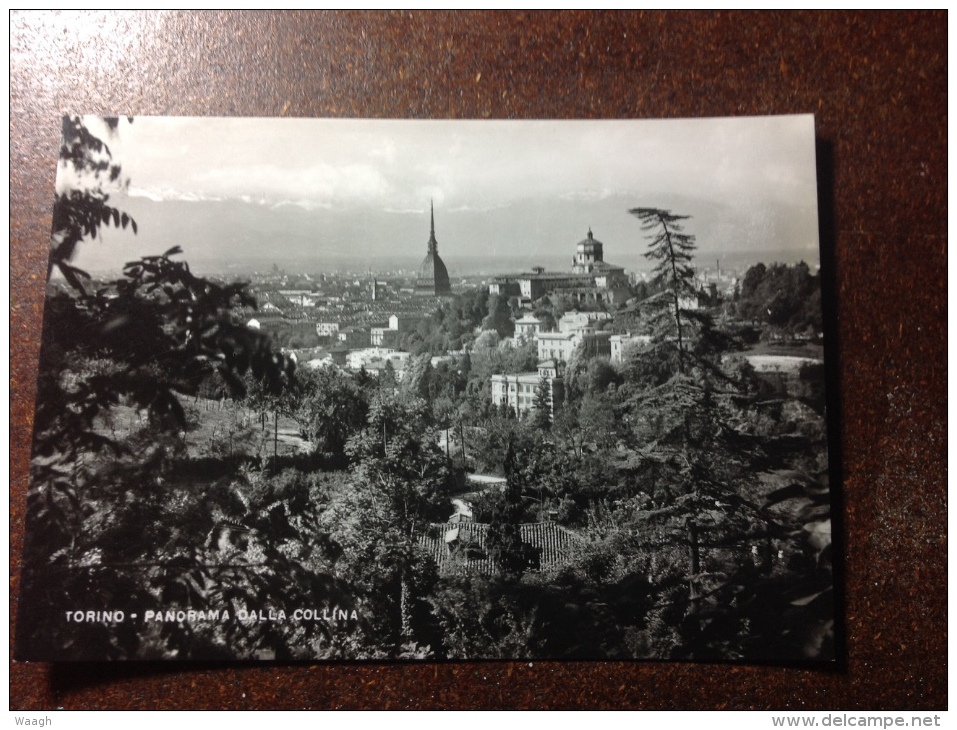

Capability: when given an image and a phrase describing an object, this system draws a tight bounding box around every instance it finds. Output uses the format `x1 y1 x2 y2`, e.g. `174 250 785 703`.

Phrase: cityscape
241 204 788 407
17 116 832 662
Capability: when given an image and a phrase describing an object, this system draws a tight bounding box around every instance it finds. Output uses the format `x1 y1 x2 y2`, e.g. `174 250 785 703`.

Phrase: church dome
414 202 452 296
576 228 604 250
572 228 605 274
418 251 450 287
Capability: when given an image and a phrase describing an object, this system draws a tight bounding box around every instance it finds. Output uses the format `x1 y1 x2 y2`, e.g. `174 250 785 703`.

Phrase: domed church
414 201 452 297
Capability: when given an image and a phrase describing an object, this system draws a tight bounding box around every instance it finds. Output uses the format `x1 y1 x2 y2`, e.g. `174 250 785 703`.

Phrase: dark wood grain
10 10 946 710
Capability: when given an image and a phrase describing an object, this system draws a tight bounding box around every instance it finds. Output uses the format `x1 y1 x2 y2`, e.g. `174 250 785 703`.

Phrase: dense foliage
731 261 823 336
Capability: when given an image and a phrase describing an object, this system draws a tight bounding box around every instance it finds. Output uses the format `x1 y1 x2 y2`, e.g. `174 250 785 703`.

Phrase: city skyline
66 116 821 276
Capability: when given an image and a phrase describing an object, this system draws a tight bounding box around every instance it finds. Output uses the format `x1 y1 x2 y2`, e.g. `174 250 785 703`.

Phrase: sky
65 115 822 275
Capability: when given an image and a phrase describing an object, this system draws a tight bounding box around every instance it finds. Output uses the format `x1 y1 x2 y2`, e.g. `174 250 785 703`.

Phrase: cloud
128 185 225 203
447 202 513 213
558 188 624 202
270 199 333 212
116 116 818 217
382 207 425 215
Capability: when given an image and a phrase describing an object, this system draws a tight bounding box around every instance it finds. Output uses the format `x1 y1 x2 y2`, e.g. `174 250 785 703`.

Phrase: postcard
16 115 833 661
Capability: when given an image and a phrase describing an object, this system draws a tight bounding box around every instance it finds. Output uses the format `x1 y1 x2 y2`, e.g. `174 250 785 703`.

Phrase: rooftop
418 522 584 576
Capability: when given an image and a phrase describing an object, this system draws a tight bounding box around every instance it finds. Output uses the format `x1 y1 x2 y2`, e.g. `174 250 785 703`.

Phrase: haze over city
65 115 821 277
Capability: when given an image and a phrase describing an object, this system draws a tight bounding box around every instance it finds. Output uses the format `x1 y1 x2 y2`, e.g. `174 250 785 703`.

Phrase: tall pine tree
531 375 552 431
629 208 698 375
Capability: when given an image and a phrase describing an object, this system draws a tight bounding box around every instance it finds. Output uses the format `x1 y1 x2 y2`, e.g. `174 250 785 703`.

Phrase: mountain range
71 189 821 278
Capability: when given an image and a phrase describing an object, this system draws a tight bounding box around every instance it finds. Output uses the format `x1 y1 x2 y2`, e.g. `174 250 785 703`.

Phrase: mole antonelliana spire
414 199 451 296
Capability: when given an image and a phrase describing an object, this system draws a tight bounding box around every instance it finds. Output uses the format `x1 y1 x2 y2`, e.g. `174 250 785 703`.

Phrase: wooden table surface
10 10 946 710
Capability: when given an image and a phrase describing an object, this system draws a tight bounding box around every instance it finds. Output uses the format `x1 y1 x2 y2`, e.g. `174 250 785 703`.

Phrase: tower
414 200 451 296
572 228 605 274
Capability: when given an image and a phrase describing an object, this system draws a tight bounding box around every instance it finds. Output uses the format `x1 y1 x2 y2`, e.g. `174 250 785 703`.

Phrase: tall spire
415 198 451 297
428 198 438 255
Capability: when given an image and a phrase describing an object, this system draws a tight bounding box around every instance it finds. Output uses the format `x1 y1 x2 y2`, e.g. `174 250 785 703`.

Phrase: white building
370 326 400 347
557 310 612 333
489 229 630 305
537 329 612 363
346 347 411 378
279 290 319 307
316 322 340 338
490 361 564 417
514 314 543 342
536 331 578 363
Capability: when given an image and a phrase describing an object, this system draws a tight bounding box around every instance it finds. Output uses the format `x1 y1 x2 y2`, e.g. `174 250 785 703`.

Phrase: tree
482 293 514 338
611 309 831 658
380 359 397 391
629 208 698 375
566 349 620 402
334 392 451 654
531 376 553 431
485 439 540 576
37 117 295 450
740 262 767 301
402 353 435 403
734 262 822 335
473 329 500 350
577 390 620 451
287 367 368 466
615 207 826 658
18 116 298 660
49 116 136 289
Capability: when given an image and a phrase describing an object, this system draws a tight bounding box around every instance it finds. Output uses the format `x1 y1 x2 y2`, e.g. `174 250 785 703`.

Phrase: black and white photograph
16 114 834 662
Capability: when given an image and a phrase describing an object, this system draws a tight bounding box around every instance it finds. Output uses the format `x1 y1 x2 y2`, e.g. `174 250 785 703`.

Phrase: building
514 270 590 301
327 345 351 367
418 521 583 576
337 326 370 348
571 229 629 286
315 322 340 339
490 361 564 417
610 333 653 363
279 290 319 307
514 314 543 342
370 326 400 347
537 329 612 363
489 229 630 305
414 201 452 297
370 313 425 347
389 314 424 332
558 310 612 333
536 331 577 363
370 279 390 301
487 279 521 298
347 348 410 379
